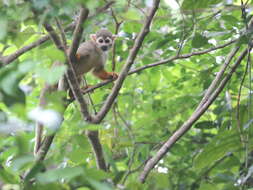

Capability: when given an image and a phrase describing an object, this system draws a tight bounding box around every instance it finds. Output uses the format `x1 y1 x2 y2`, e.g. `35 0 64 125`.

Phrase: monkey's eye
105 39 110 43
98 39 104 43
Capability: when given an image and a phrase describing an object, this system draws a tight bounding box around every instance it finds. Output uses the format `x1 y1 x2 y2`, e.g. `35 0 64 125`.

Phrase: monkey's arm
93 66 118 80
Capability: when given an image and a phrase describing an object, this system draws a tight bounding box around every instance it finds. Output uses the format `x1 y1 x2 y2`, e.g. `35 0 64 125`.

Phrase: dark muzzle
101 46 108 51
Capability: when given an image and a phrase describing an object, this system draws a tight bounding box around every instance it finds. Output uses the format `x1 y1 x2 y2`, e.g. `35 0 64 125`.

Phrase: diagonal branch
195 45 240 111
91 0 161 124
139 46 251 183
1 35 50 65
43 23 64 50
68 7 89 62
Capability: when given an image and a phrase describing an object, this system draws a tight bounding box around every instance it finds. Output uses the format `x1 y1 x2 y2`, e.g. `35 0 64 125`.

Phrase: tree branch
43 23 64 50
195 45 240 111
129 39 237 74
139 46 251 183
1 35 50 65
86 130 107 171
68 7 89 62
90 0 161 124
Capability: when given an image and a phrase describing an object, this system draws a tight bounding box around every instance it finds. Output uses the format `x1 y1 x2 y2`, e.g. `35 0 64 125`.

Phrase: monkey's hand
93 69 118 80
108 72 118 80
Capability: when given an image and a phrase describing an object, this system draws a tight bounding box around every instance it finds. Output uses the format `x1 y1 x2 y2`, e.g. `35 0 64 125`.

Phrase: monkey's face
95 36 113 52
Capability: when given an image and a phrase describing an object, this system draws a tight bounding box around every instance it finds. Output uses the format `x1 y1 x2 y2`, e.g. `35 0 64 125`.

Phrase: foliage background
0 0 253 189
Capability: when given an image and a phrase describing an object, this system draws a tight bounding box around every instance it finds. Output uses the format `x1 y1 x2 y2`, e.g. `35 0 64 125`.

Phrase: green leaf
87 178 114 190
13 27 35 47
182 0 222 9
194 130 241 171
221 15 239 26
0 17 7 40
199 183 219 190
192 33 208 48
122 9 141 20
35 65 66 85
36 166 84 184
123 21 142 33
0 166 19 183
0 63 26 106
195 121 216 129
10 155 34 171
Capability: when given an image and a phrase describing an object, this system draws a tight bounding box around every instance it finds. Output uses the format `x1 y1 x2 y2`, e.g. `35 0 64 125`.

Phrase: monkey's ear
112 34 117 40
90 34 96 41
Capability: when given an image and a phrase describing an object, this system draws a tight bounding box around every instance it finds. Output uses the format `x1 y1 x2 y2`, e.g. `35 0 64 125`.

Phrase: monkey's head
90 29 117 52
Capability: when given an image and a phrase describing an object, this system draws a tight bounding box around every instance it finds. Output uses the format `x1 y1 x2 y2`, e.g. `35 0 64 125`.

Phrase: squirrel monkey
75 28 118 81
34 29 118 155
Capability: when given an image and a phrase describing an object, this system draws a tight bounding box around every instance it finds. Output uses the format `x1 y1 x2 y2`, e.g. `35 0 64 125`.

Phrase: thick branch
86 131 107 171
91 0 161 124
139 46 250 183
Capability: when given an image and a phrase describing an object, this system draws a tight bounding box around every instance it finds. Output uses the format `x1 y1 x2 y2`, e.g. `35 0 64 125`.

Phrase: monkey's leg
93 69 118 80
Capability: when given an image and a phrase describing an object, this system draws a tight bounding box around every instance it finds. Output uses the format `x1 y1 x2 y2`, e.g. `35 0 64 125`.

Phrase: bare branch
91 0 161 124
195 45 240 111
110 7 123 71
139 46 251 183
86 130 107 171
129 39 237 74
2 35 50 65
43 23 64 50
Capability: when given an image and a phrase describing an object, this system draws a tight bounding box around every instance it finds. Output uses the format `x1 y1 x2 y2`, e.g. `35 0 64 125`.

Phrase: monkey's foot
108 72 118 80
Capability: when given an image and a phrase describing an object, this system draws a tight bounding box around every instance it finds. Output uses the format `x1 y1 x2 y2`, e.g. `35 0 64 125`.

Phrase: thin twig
122 145 137 184
110 7 123 71
55 18 67 47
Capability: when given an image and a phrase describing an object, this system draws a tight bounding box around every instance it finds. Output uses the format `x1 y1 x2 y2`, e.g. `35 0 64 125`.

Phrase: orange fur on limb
93 69 118 80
